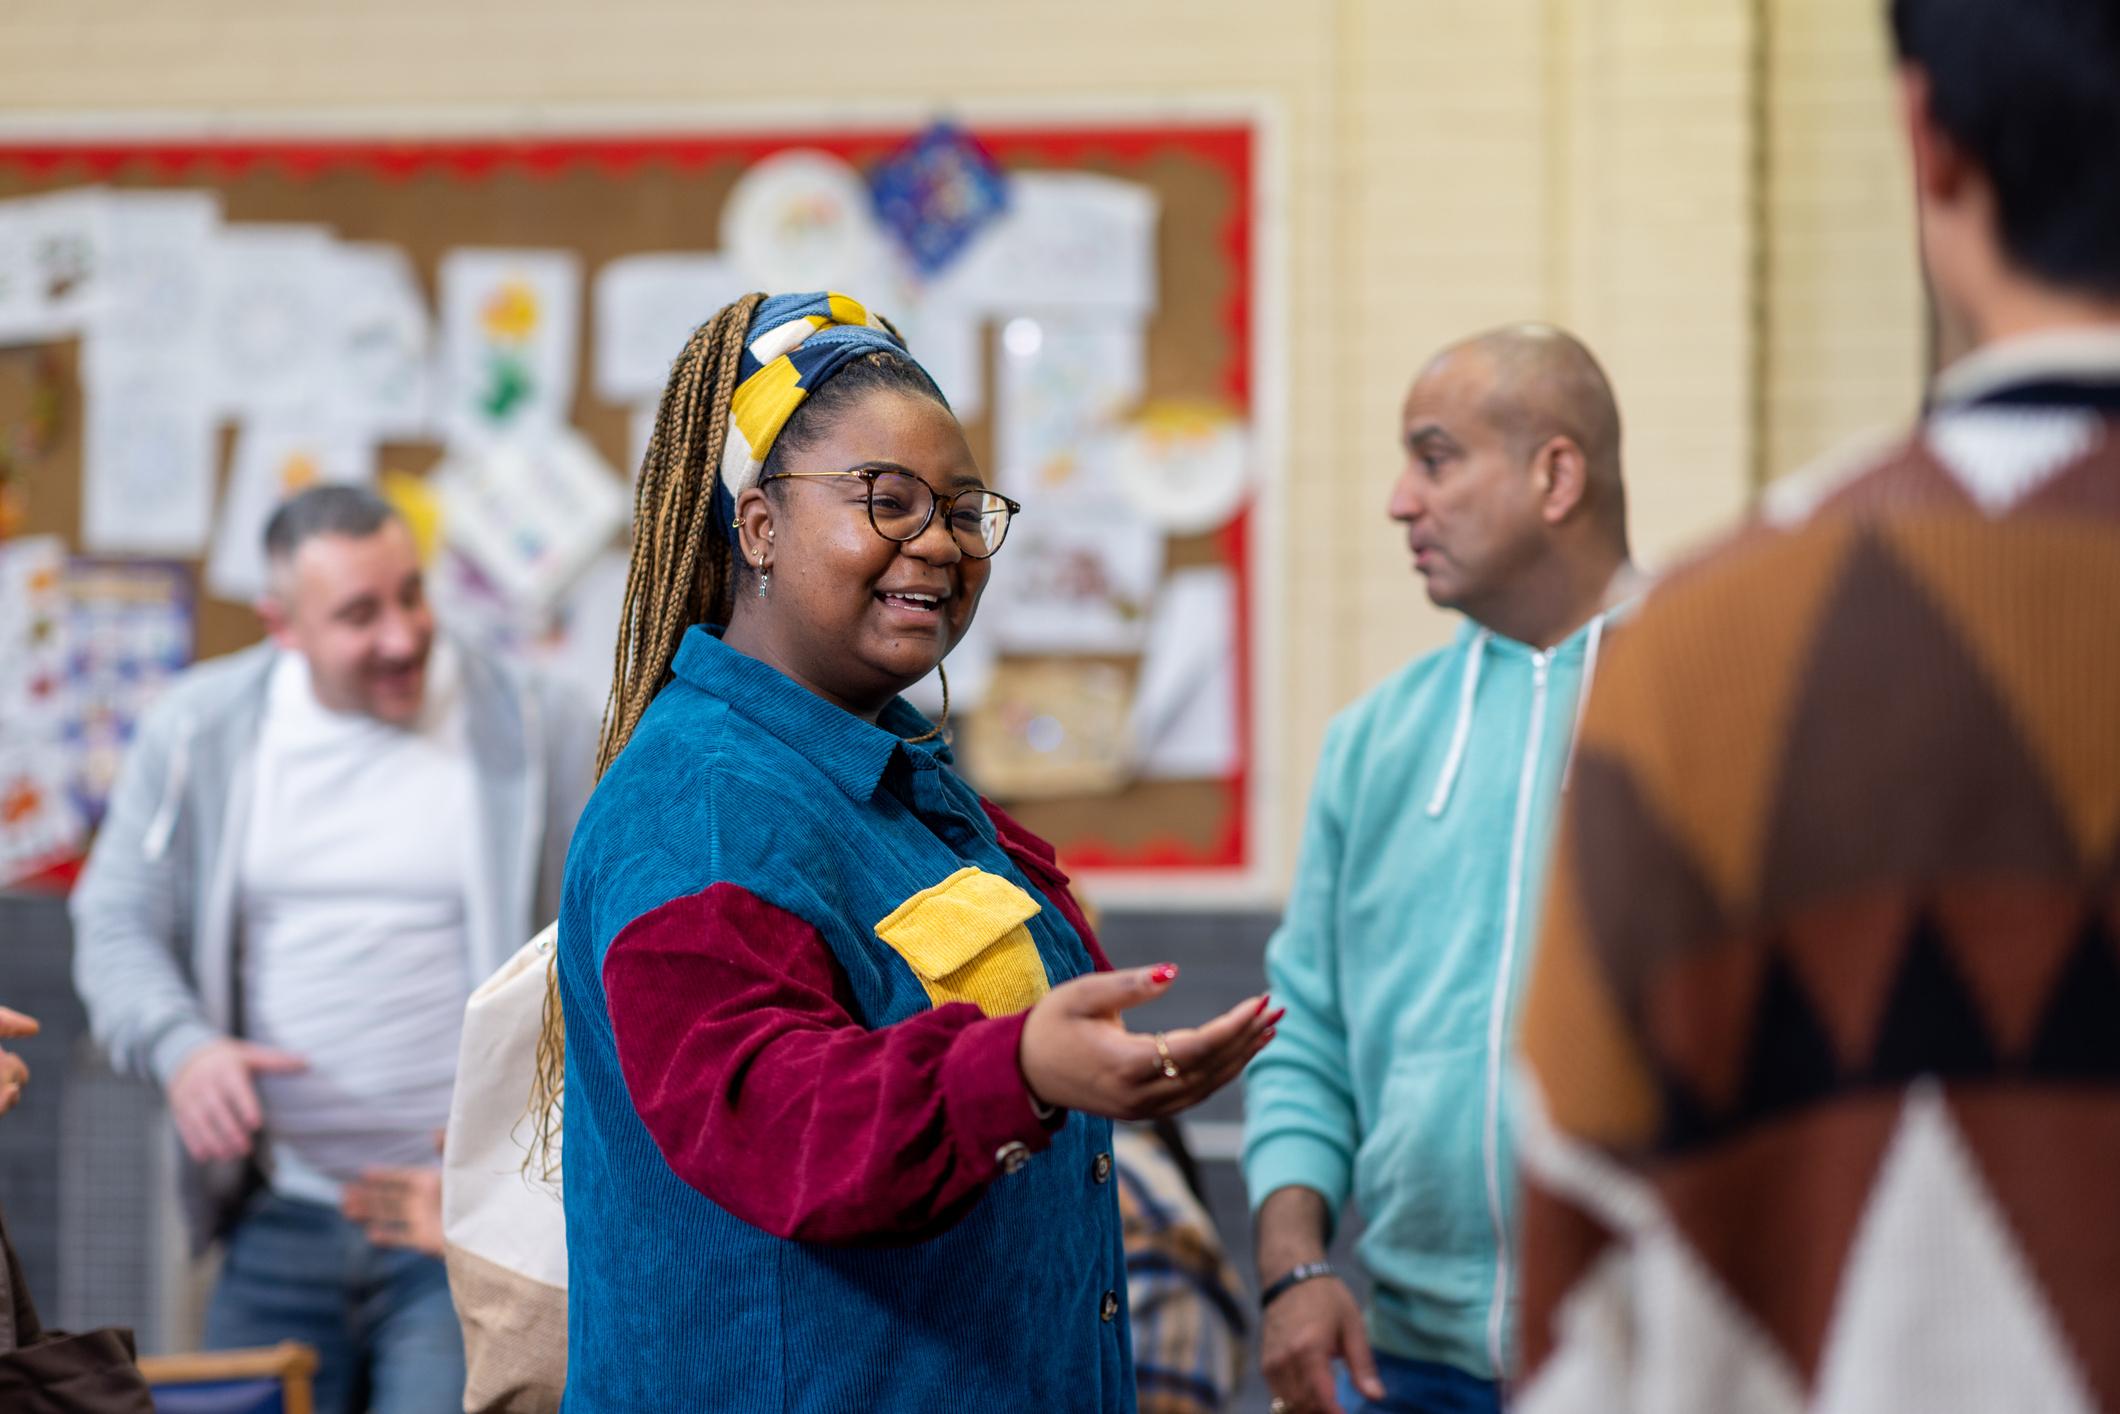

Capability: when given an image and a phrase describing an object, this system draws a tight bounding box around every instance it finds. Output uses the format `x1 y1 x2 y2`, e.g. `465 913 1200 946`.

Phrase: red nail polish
1266 1008 1287 1026
1254 995 1271 1016
1150 963 1178 985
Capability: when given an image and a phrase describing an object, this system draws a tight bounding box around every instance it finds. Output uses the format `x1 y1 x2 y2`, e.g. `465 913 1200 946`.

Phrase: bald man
1243 326 1638 1414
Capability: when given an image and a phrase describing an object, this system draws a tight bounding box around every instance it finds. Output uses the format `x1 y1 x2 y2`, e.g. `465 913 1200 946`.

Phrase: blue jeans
1336 1351 1502 1414
204 1192 464 1414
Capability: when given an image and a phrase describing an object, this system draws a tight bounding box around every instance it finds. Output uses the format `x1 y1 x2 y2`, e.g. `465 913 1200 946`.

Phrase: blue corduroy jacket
558 627 1134 1412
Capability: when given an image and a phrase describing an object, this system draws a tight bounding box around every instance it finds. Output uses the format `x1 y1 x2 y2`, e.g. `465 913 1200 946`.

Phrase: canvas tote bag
0 1200 154 1414
443 923 568 1414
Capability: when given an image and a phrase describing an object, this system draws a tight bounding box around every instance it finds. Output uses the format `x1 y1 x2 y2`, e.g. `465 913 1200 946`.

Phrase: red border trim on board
0 121 1258 874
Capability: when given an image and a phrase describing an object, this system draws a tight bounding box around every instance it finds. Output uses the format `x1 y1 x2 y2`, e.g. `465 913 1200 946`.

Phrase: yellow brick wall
0 0 1927 892
1764 0 1927 479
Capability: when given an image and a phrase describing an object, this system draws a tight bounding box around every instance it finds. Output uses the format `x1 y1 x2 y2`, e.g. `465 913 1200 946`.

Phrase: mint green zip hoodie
1243 613 1611 1381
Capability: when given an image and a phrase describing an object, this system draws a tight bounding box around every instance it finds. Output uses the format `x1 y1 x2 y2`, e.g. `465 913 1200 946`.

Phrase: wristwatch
1260 1260 1335 1310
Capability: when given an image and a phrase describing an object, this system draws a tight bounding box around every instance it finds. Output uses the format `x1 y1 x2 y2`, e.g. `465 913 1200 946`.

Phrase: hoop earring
755 546 770 598
903 665 948 745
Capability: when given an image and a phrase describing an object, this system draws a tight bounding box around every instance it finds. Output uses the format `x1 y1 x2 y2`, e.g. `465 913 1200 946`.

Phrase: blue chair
139 1342 317 1414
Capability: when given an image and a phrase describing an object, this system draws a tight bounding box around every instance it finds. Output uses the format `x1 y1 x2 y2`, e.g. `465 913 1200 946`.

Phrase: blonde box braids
525 292 764 1176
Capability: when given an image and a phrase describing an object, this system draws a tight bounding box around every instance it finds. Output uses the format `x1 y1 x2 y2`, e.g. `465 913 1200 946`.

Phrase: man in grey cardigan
72 485 598 1414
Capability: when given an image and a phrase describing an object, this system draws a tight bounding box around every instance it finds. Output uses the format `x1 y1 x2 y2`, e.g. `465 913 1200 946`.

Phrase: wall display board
0 115 1268 883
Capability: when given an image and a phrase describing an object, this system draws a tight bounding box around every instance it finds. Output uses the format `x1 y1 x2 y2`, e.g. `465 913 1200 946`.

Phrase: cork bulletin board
0 116 1263 880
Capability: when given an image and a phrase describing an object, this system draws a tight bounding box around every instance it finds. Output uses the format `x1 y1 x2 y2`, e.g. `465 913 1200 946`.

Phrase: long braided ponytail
525 292 764 1176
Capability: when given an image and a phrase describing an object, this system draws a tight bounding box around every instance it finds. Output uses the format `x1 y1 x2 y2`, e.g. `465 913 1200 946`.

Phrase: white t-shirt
239 644 476 1204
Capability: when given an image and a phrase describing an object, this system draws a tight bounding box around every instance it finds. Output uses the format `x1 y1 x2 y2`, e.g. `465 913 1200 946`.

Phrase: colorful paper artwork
438 249 582 448
1103 401 1252 536
0 188 108 346
0 536 84 882
61 557 193 825
982 504 1164 656
0 535 69 734
868 124 1010 278
436 428 627 612
721 150 888 295
0 742 80 886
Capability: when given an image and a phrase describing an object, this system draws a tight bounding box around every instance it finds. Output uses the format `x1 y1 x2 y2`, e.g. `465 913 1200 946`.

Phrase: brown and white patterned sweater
1516 329 2120 1414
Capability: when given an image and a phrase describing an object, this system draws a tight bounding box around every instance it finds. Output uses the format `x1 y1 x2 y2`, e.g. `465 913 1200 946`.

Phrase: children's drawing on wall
438 248 581 447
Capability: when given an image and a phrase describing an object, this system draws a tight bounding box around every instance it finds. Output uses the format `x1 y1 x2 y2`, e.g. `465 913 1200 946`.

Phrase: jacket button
1100 1289 1119 1322
1092 1152 1113 1184
995 1141 1031 1175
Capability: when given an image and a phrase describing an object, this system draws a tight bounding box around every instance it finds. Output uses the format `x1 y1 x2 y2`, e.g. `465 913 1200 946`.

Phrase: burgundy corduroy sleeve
601 882 1061 1246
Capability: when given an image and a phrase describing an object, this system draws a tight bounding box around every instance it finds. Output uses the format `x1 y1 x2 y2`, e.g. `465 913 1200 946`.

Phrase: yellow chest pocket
875 867 1052 1017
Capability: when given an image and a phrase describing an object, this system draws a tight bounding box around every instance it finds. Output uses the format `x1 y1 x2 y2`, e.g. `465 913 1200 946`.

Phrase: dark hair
760 349 949 480
262 484 400 562
1891 0 2120 296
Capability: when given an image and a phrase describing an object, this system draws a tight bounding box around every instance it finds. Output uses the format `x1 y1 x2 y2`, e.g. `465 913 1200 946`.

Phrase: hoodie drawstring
1426 630 1489 818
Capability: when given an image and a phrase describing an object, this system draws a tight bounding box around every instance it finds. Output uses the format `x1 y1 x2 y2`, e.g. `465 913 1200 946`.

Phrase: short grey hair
262 484 401 563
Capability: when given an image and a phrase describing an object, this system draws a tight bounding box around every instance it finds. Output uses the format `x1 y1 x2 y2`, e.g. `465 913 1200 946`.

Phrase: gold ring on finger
1153 1031 1181 1081
1269 1400 1293 1414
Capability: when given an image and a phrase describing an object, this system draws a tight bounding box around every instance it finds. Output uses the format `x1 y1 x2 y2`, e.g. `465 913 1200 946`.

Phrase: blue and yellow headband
719 291 941 509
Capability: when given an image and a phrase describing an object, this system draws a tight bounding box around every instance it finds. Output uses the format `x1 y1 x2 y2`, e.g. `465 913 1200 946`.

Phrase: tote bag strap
0 1200 45 1355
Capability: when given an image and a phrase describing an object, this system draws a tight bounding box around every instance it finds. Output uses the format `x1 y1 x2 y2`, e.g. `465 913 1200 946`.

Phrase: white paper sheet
983 497 1163 655
993 313 1147 500
438 248 582 449
334 242 435 440
205 224 337 417
436 429 627 611
1128 567 1240 781
206 416 378 602
75 194 223 555
0 188 109 346
592 253 749 405
721 150 890 295
889 295 986 423
931 172 1158 316
85 190 218 361
78 362 219 554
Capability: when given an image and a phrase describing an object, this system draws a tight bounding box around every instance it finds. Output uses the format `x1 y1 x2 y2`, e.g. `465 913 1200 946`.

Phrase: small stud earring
756 546 770 598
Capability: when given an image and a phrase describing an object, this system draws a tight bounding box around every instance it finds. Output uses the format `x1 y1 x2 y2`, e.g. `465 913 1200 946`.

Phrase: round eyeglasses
762 466 1020 559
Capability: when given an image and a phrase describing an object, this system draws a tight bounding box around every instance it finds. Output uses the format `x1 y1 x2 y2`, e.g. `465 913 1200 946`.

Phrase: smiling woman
539 292 1274 1414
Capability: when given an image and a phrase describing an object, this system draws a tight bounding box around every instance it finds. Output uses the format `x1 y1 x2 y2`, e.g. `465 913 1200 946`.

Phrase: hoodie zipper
1482 647 1549 1374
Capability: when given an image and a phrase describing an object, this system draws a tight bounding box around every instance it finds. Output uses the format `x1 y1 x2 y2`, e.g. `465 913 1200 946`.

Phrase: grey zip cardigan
68 637 599 1251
